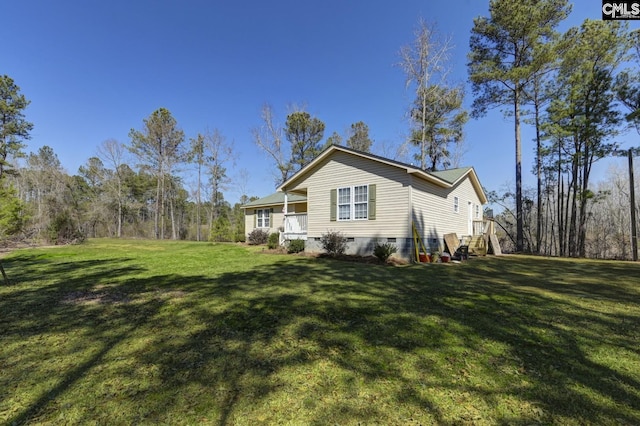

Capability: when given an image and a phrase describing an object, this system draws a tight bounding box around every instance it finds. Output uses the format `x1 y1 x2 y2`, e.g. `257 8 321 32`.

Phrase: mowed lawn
1 240 639 425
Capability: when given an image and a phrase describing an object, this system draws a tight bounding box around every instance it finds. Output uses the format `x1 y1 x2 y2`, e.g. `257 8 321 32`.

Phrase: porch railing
473 219 498 236
284 213 308 235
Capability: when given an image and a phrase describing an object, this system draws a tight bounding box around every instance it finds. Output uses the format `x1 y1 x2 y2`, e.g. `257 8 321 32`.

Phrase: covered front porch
282 213 308 240
280 191 308 243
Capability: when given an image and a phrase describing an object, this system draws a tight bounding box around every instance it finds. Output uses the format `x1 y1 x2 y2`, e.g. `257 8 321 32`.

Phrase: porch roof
242 192 307 209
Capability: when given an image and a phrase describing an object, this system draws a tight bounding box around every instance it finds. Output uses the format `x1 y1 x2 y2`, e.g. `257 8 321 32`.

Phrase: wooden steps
468 235 487 256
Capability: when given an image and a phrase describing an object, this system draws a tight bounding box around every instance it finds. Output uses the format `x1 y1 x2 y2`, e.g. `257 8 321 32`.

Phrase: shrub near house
247 229 269 245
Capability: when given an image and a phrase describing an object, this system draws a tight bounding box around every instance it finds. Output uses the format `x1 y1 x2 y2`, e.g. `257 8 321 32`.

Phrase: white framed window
338 187 351 220
453 196 459 213
475 204 480 219
337 184 368 221
354 185 368 219
256 208 270 228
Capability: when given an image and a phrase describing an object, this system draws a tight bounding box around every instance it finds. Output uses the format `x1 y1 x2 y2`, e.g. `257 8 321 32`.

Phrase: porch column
283 192 288 214
282 192 289 235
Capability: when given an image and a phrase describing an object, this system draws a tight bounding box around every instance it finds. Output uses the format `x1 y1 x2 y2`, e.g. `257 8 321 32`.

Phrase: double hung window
256 208 270 228
337 185 368 221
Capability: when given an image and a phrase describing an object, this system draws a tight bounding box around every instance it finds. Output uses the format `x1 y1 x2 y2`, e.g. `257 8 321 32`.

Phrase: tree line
0 90 379 244
469 0 640 259
2 0 640 260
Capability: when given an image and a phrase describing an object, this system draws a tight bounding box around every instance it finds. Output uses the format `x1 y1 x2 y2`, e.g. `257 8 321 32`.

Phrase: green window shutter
368 184 376 220
254 209 257 228
330 189 337 221
269 208 274 227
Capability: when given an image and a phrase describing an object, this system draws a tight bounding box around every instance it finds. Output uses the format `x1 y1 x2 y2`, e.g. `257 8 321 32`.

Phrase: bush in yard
47 212 86 245
288 239 305 253
234 229 246 243
247 229 269 245
374 242 397 263
209 216 234 242
320 230 348 256
267 232 279 249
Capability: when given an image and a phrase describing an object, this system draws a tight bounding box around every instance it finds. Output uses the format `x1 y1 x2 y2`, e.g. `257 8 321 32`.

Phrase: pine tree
0 75 33 180
468 0 571 252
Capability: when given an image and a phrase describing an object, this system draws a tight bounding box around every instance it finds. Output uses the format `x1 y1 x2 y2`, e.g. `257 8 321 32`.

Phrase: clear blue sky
2 1 636 204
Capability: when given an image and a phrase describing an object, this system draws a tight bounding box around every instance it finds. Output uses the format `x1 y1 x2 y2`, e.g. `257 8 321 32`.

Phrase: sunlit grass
1 240 639 424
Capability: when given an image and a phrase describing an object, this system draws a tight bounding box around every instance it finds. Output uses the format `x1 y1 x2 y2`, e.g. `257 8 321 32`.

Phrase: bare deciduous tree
400 19 467 172
252 104 291 187
203 129 234 236
97 138 127 237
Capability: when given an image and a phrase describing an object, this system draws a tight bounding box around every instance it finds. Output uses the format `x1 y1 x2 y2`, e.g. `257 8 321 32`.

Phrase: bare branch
251 103 291 187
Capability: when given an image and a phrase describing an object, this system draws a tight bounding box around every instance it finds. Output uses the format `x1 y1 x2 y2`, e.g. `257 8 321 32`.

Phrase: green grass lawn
1 239 639 425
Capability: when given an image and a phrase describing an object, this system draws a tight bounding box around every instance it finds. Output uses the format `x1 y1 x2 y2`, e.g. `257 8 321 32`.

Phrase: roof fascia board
279 145 451 190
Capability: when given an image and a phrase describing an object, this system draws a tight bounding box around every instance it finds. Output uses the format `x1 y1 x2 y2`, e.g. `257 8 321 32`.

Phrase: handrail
284 213 307 234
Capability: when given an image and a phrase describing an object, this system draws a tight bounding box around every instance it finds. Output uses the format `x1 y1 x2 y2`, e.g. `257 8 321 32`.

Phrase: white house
244 145 488 260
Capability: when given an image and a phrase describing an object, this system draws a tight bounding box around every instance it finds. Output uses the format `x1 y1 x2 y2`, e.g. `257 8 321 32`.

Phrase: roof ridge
329 144 471 175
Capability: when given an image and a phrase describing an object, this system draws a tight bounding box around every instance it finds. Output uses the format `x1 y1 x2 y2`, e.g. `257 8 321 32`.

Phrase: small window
256 208 270 228
454 196 459 213
387 238 396 243
475 204 480 219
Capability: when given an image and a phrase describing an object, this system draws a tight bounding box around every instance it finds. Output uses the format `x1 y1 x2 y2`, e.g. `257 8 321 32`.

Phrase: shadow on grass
2 251 640 424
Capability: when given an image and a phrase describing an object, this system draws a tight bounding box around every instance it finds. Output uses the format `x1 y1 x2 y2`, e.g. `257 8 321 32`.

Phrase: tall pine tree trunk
154 175 161 239
534 99 543 254
558 174 564 257
562 178 567 256
160 172 166 240
514 89 524 252
578 143 594 258
117 178 122 238
196 161 201 242
170 187 177 240
569 157 579 257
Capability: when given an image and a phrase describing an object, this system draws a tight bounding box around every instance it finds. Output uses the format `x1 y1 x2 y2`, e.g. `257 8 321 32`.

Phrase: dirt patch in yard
61 289 132 305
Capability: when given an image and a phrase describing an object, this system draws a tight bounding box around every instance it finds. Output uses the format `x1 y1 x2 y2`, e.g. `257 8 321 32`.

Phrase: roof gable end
276 145 487 204
278 145 450 191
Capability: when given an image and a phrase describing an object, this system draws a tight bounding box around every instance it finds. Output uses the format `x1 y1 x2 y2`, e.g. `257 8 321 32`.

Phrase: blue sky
2 1 636 204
